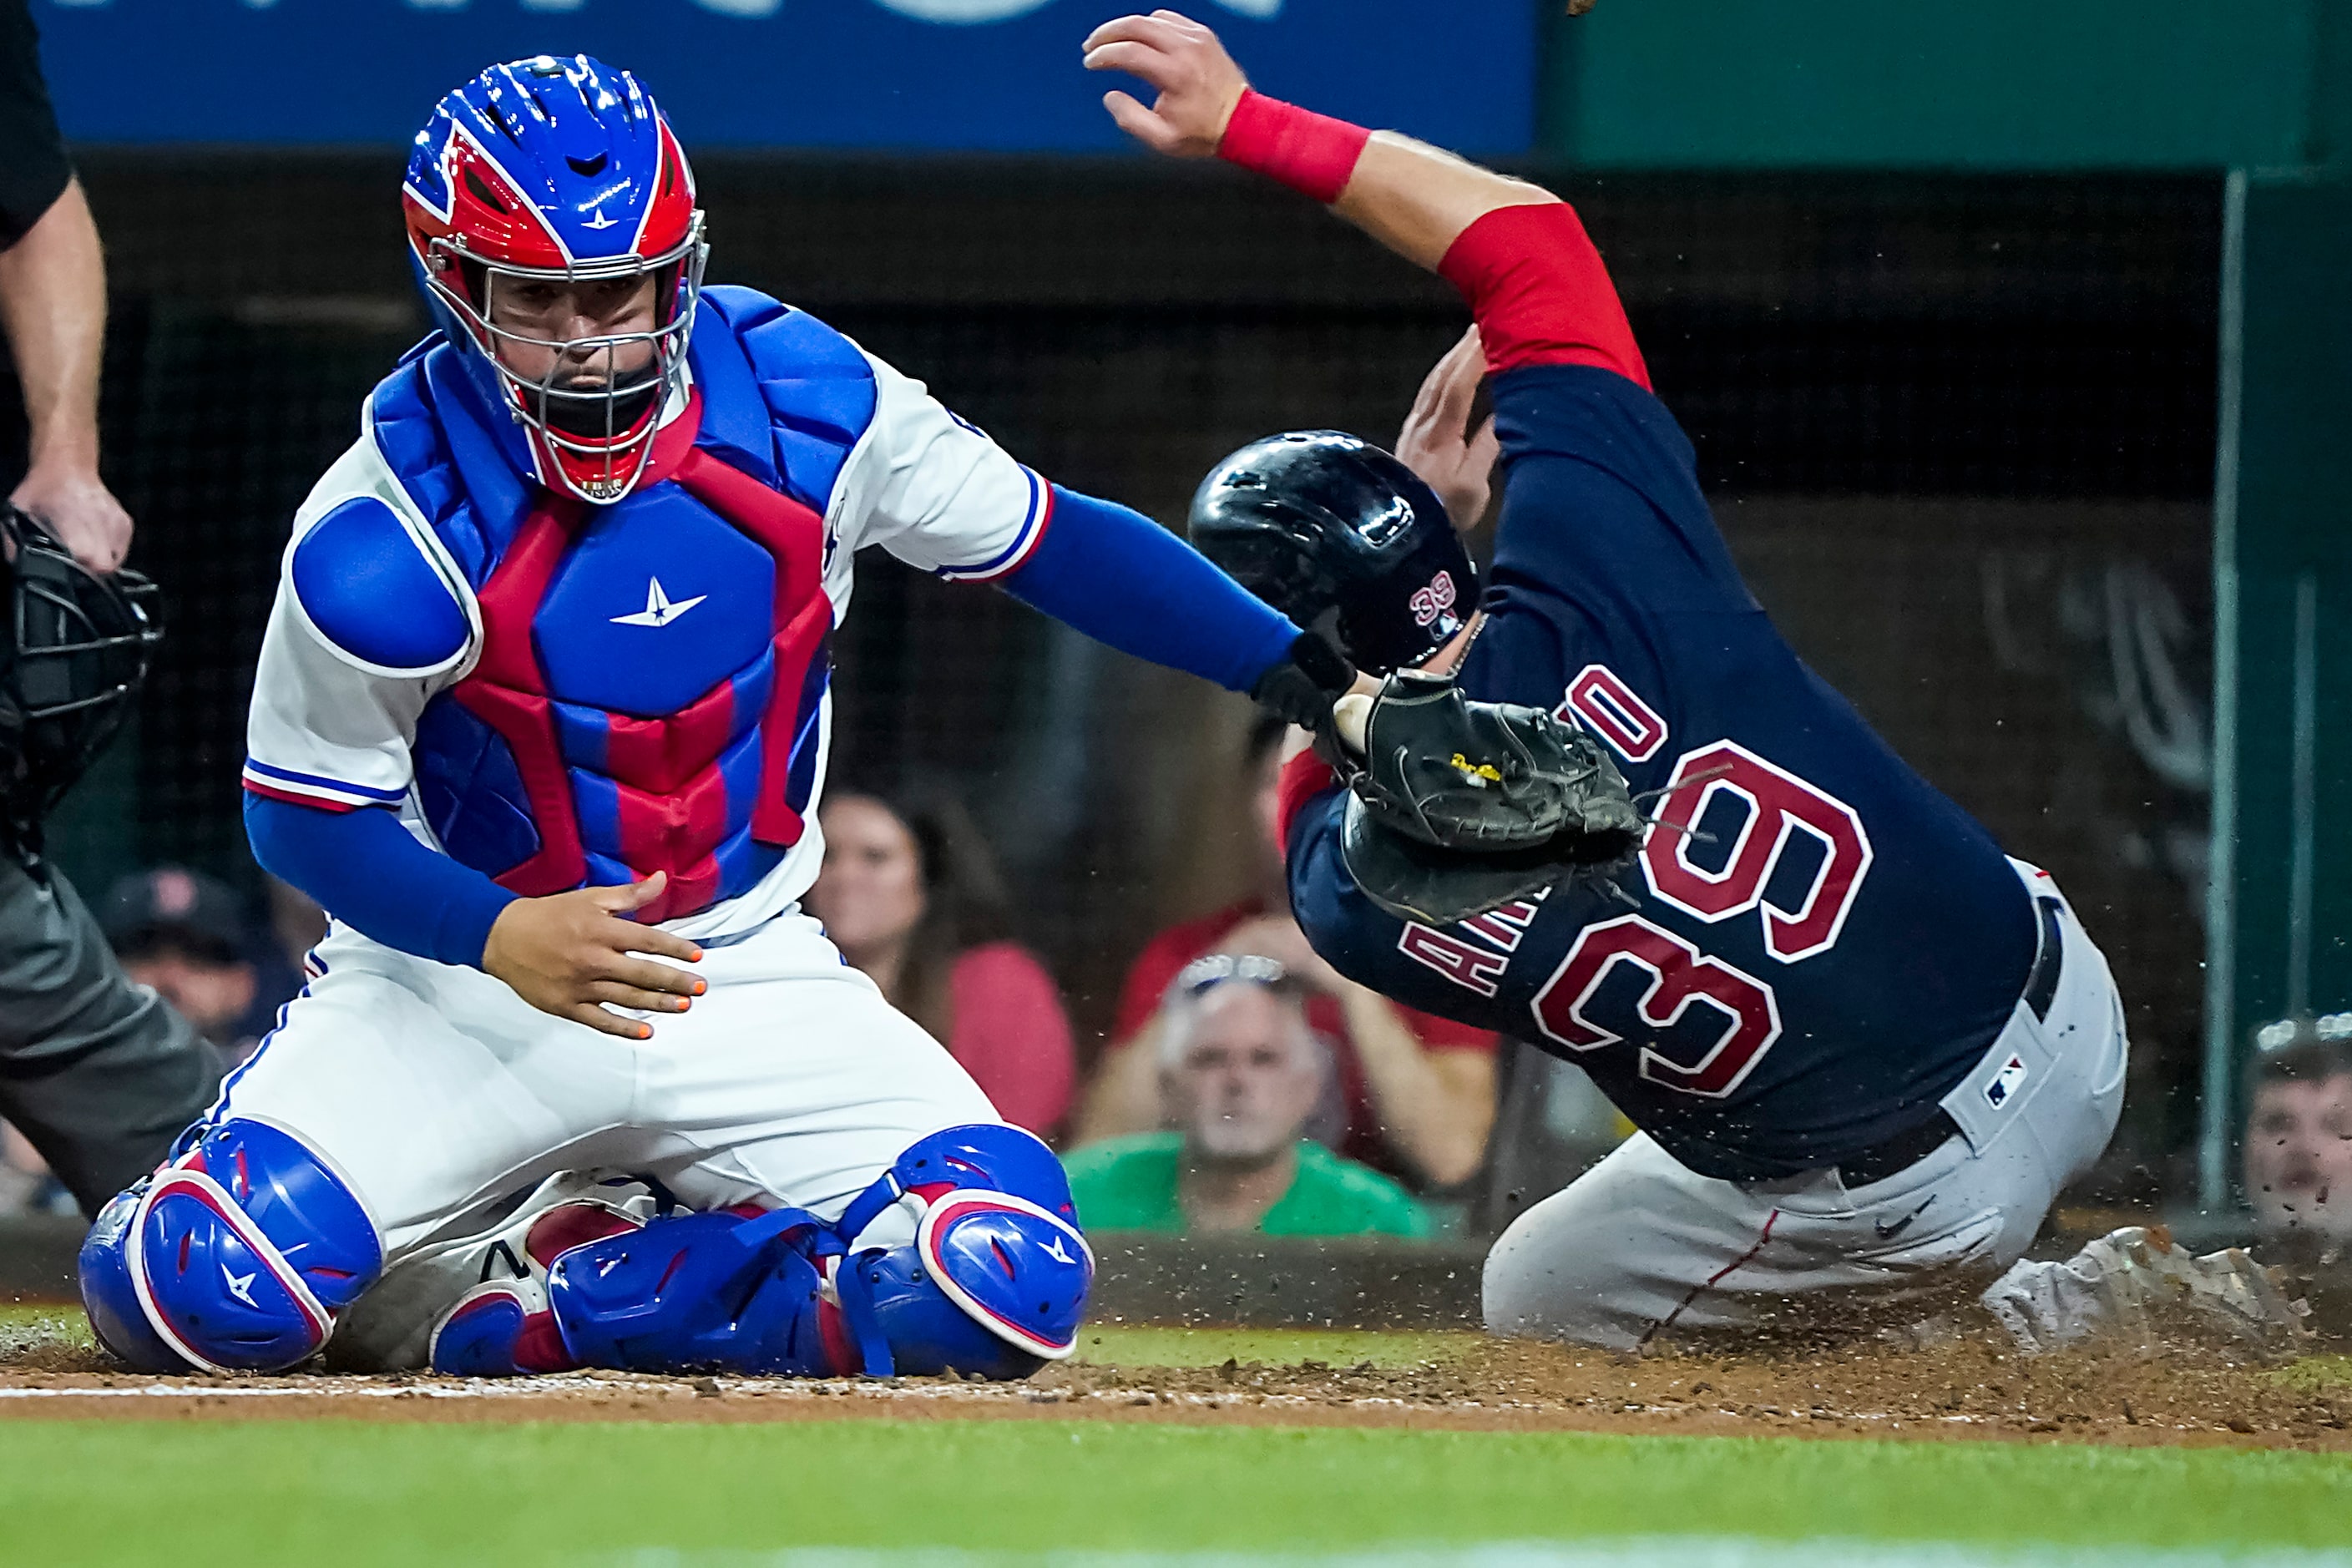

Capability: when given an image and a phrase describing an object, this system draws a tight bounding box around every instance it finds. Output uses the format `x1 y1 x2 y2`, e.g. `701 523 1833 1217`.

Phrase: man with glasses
1067 955 1431 1239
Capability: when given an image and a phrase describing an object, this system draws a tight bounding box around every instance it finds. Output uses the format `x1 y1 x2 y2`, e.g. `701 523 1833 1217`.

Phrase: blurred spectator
808 788 1075 1136
0 1119 73 1216
2243 1019 2352 1245
266 874 329 973
1073 716 1496 1188
1065 956 1429 1237
100 865 297 1065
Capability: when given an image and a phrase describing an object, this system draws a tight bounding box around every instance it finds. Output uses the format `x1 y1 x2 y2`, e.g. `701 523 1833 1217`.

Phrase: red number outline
1528 913 1783 1100
1639 740 1874 963
1558 663 1669 763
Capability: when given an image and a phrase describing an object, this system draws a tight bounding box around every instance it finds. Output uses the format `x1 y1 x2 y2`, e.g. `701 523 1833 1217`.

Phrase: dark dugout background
4 155 2215 1200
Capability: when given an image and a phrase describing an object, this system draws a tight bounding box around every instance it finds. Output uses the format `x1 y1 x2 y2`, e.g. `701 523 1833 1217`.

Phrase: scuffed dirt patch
6 1326 2349 1451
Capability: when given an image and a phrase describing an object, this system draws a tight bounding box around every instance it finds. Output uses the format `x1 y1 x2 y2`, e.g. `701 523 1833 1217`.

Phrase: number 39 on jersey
1530 737 1873 1100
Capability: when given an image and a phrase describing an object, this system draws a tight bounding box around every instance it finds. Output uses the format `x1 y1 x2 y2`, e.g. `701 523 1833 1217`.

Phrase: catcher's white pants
207 910 998 1263
1483 864 2127 1352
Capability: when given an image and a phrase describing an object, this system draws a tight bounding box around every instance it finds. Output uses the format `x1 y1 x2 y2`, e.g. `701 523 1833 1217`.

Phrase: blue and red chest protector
376 287 859 926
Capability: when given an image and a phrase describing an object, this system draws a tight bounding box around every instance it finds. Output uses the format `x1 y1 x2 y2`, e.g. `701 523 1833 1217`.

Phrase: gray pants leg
0 857 223 1215
1484 883 2128 1353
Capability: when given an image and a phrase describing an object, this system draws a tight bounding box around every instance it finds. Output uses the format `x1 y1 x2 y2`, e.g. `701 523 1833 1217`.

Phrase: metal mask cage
422 214 708 502
3 513 165 844
13 571 163 718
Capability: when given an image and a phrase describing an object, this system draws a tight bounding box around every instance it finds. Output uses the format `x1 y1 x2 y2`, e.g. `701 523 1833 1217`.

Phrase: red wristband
1216 89 1371 205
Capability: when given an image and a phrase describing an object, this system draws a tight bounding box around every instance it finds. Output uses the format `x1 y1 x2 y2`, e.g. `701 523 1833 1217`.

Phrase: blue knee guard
832 1186 1093 1379
828 1122 1090 1377
832 1122 1080 1241
78 1120 382 1373
490 1125 1092 1381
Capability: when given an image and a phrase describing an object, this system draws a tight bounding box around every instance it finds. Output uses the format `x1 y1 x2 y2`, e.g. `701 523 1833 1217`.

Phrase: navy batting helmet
1188 431 1475 676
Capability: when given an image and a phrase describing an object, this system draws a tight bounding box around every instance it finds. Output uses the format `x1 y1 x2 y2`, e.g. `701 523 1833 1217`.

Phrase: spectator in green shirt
1066 955 1431 1239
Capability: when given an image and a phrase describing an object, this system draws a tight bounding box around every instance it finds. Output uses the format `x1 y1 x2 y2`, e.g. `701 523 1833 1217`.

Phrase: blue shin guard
546 1207 844 1376
78 1120 381 1373
447 1125 1094 1381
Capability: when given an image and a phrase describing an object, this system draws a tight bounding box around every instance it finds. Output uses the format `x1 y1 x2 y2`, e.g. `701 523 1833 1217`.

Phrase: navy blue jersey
1288 363 2038 1181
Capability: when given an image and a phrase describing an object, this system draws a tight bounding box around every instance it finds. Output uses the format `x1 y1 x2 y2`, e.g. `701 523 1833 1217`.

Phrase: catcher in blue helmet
1090 13 2296 1360
77 50 1568 1383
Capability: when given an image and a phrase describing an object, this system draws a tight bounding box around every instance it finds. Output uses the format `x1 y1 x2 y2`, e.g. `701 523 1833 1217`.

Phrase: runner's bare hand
483 872 706 1039
1396 327 1500 533
1083 11 1248 158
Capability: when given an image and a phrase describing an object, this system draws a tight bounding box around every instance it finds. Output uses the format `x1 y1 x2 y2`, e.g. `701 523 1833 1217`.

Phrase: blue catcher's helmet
402 55 706 504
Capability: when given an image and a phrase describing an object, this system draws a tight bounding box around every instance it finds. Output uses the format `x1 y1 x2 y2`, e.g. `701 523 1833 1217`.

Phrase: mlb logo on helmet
1985 1054 2029 1109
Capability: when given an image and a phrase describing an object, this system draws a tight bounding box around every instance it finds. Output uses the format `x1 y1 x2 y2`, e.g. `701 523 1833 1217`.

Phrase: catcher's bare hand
1083 11 1248 158
483 872 706 1040
1396 326 1500 534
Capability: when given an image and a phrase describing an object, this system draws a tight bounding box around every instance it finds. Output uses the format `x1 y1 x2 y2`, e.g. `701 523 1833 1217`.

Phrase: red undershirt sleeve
1436 202 1651 388
1274 749 1343 859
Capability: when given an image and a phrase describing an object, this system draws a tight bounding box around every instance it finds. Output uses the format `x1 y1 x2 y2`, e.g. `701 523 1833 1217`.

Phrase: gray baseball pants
1484 864 2128 1352
0 857 222 1215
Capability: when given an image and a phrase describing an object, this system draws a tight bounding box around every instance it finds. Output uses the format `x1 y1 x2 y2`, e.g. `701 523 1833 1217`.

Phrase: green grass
0 1300 89 1355
3 1419 2351 1566
8 1308 2352 1564
2272 1356 2352 1392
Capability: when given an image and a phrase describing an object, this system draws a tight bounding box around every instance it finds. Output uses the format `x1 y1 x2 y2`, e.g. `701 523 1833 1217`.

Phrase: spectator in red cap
100 865 298 1065
1072 716 1496 1188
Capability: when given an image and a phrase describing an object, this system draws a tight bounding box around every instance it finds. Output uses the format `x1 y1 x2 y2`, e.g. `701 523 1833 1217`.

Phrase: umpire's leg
0 857 222 1214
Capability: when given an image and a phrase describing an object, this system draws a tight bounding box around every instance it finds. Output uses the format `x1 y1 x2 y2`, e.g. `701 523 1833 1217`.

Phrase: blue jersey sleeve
245 794 515 969
1002 484 1302 695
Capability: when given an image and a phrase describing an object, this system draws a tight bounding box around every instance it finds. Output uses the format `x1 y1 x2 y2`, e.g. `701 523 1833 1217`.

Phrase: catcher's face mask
2 508 164 842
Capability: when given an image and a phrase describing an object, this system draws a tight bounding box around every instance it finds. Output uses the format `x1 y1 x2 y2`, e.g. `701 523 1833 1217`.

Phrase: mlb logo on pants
1985 1055 2029 1108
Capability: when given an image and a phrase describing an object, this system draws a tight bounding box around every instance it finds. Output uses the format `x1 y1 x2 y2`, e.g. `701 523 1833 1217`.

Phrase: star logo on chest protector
609 578 707 629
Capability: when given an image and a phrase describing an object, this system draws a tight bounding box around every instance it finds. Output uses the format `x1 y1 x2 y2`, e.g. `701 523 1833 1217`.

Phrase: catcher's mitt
1339 671 1646 924
1351 670 1631 851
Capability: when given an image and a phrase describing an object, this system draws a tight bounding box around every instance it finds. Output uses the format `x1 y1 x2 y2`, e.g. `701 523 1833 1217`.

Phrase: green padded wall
2202 170 2352 1202
1543 0 2324 170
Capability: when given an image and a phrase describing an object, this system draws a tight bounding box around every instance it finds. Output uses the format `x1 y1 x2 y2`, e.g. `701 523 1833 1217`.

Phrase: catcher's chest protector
379 291 873 924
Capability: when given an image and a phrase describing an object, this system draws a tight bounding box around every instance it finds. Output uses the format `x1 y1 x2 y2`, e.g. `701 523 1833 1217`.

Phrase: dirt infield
7 1318 2349 1452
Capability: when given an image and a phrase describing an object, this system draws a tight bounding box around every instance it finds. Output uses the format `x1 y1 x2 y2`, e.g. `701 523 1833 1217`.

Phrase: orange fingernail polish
693 980 707 995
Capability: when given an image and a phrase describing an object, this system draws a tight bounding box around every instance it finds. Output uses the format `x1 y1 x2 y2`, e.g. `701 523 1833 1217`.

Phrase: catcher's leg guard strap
78 1119 382 1373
